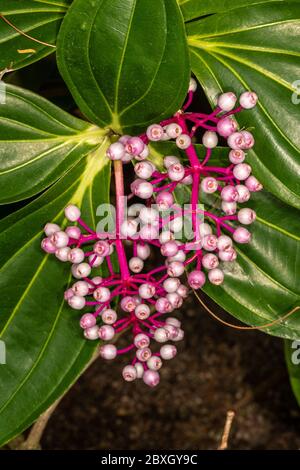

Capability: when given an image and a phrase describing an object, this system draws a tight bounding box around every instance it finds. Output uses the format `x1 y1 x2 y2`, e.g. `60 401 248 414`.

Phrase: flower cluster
41 78 262 386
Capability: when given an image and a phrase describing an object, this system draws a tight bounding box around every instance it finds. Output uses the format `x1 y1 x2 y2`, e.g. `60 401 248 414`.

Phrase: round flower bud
245 175 263 192
41 237 57 254
125 136 144 156
137 145 150 160
159 230 174 244
164 155 180 168
122 365 137 382
98 325 115 341
94 240 110 257
72 280 90 296
166 124 182 139
156 191 174 210
68 248 85 264
168 250 186 263
92 276 103 285
217 92 237 111
155 297 172 314
202 131 218 148
227 132 245 150
167 261 185 277
129 257 144 273
50 230 69 248
160 344 177 360
64 288 74 300
169 216 183 233
176 134 191 149
146 124 164 141
163 323 179 340
240 91 258 109
135 362 144 379
102 309 117 325
201 177 218 194
208 268 224 285
147 356 162 371
161 241 179 257
221 201 237 215
68 295 85 310
65 226 81 240
135 303 151 320
233 163 252 181
168 163 185 182
166 292 183 309
143 369 160 387
202 234 218 251
71 262 91 279
199 223 212 237
188 270 206 289
136 347 152 362
202 253 219 270
139 283 156 299
93 286 111 303
217 117 238 138
166 317 181 328
236 184 251 203
44 223 61 237
136 243 151 260
163 277 180 293
139 207 158 224
139 224 159 241
55 247 71 262
80 313 96 329
65 204 81 222
121 219 138 238
120 296 137 313
154 328 169 343
229 149 245 164
241 130 255 149
84 325 99 340
100 344 117 360
172 328 185 342
134 161 154 179
233 227 252 244
237 208 256 225
217 235 233 252
221 185 239 202
178 284 189 298
218 248 237 262
106 142 125 161
134 333 150 349
133 180 153 199
89 254 104 267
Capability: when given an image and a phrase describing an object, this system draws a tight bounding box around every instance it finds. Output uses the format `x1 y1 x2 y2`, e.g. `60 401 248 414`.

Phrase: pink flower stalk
41 79 261 387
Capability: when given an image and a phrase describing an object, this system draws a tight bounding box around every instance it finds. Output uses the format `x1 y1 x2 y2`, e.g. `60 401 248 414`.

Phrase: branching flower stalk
42 79 261 387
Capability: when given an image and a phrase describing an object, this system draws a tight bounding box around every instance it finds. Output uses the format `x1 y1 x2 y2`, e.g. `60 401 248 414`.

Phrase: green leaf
178 0 293 22
0 84 105 204
186 2 300 208
0 140 111 446
0 1 72 71
150 142 300 339
56 0 190 134
285 340 300 406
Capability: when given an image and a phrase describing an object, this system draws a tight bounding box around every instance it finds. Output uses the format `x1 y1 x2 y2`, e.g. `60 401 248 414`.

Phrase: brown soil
40 295 300 450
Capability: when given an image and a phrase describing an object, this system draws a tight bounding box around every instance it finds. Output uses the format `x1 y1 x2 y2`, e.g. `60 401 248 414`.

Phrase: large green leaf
150 142 300 339
0 1 72 71
56 0 190 134
0 140 111 446
285 340 300 406
186 2 300 209
0 84 105 204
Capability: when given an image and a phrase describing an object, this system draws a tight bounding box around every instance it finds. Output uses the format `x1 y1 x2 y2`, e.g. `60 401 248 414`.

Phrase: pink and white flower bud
147 356 163 371
233 227 252 244
106 142 125 160
155 297 172 314
84 325 99 340
137 144 150 160
118 135 131 145
172 328 185 341
208 268 224 285
154 328 169 343
71 262 91 279
163 324 179 340
134 161 154 179
176 134 191 149
169 216 183 233
55 247 71 262
129 257 144 273
238 208 256 225
139 207 159 224
102 309 117 324
240 91 258 109
189 77 197 92
188 270 206 289
136 347 152 362
73 280 90 296
44 223 61 236
98 325 115 341
236 184 251 203
50 230 69 248
121 219 138 238
136 243 151 260
245 176 263 192
89 254 104 267
94 240 110 257
163 277 180 293
100 344 117 360
217 92 237 111
64 288 74 300
120 296 136 312
125 137 145 155
167 261 185 278
65 204 81 222
143 369 160 387
146 124 164 141
233 163 252 181
139 224 159 241
164 155 180 168
227 132 245 150
92 276 103 285
139 283 156 299
68 295 85 310
178 284 189 298
221 185 239 202
156 191 174 210
229 149 245 164
202 253 219 270
221 201 237 215
199 223 212 237
202 131 218 148
135 303 151 320
161 241 178 257
80 313 96 329
166 123 182 139
135 362 144 378
241 131 255 149
122 365 137 382
166 293 183 309
201 177 218 194
159 231 174 244
93 286 111 303
133 180 154 199
68 248 85 264
65 226 81 240
181 174 193 185
217 117 238 138
168 250 186 263
160 344 177 360
218 248 237 262
202 234 218 251
217 235 233 252
134 333 150 349
166 317 181 328
168 163 185 182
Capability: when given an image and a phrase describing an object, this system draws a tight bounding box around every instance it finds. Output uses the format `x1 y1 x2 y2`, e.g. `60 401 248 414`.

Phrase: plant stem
113 160 130 280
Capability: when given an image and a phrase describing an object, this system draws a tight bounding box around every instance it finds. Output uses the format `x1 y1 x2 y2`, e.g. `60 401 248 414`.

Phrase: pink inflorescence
41 78 262 387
